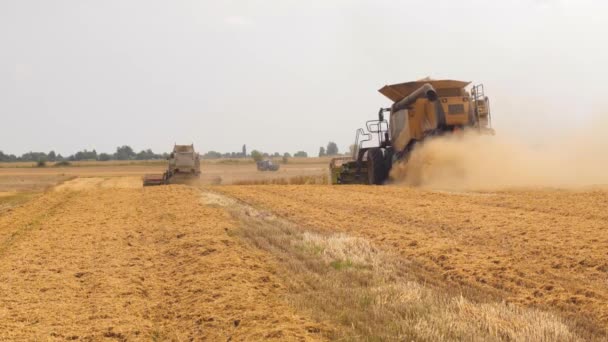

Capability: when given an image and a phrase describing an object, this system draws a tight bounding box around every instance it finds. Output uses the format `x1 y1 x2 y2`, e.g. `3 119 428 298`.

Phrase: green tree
136 149 154 160
318 146 326 157
2 152 18 162
98 153 112 161
114 146 136 160
251 150 263 162
294 151 308 158
282 152 290 164
20 152 47 162
73 149 97 161
202 151 222 159
326 142 339 156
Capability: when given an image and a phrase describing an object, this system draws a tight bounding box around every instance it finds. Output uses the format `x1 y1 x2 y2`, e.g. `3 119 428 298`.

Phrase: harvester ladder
471 84 491 129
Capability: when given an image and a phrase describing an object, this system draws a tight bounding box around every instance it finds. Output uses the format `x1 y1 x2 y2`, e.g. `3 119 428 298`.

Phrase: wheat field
0 162 606 340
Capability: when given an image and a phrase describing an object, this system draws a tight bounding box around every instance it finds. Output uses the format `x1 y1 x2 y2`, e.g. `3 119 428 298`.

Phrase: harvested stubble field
0 178 325 340
1 169 607 340
0 160 328 186
215 185 608 339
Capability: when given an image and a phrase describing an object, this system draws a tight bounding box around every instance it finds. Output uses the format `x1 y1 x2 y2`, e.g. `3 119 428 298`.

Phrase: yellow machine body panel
389 93 472 151
440 96 471 126
390 99 432 151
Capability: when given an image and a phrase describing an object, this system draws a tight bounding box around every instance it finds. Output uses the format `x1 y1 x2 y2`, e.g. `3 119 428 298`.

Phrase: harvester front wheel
367 148 388 185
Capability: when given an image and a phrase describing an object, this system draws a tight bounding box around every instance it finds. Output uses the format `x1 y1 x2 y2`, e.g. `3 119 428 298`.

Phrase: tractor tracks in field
0 184 330 340
201 188 586 342
0 190 76 259
0 180 599 341
214 184 608 337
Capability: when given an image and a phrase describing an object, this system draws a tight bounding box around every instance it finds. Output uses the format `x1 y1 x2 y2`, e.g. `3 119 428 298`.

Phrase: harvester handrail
365 120 388 134
353 128 370 159
365 119 389 149
352 118 389 159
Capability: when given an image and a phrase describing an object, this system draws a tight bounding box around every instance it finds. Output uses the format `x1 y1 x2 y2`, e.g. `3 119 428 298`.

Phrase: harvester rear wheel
367 148 388 185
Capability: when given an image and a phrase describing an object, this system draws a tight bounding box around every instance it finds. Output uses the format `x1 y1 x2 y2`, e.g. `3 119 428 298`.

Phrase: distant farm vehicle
257 159 280 171
331 79 494 185
143 144 201 186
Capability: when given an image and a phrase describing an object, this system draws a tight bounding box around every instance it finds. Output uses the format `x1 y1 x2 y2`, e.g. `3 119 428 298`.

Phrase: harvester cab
331 79 494 185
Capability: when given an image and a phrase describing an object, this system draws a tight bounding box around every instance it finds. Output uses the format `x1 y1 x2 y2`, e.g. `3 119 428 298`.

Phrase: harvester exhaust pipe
392 83 438 112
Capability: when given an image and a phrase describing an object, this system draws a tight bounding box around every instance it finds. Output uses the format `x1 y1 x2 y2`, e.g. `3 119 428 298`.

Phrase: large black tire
383 147 394 172
367 148 388 185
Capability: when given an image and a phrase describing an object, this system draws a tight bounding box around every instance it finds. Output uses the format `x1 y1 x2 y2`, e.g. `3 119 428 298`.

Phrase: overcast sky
1 0 607 156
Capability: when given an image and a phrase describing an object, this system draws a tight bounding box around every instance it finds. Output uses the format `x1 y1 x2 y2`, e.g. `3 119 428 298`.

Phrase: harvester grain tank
143 144 201 186
331 79 493 185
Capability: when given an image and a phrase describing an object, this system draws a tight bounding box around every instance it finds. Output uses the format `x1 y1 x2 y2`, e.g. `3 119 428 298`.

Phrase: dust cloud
390 117 608 190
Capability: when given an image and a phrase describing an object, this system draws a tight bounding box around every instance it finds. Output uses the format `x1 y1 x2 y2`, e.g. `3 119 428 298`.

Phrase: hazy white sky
1 0 607 155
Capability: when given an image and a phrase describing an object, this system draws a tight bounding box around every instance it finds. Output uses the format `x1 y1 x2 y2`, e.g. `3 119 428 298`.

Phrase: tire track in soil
215 185 608 338
0 184 326 341
0 190 76 258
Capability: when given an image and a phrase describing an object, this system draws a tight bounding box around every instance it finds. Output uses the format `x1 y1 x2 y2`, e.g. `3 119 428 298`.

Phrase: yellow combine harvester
143 144 201 186
331 79 493 185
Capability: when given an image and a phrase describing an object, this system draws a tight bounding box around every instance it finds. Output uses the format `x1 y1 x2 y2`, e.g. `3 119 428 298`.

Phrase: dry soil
215 184 608 335
0 178 325 341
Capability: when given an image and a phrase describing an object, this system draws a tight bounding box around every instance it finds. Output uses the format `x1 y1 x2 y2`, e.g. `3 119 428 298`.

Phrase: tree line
0 145 167 162
202 144 309 160
1 142 345 163
318 141 340 157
